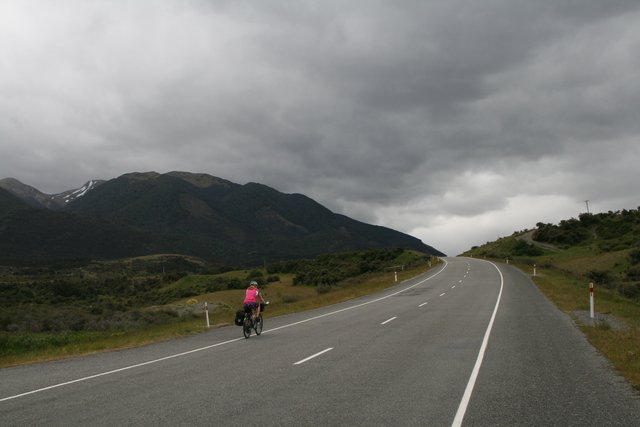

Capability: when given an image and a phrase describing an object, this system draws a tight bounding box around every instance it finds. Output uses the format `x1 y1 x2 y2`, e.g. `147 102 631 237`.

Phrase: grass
0 322 206 367
160 274 215 291
514 261 640 391
538 248 631 277
0 260 439 368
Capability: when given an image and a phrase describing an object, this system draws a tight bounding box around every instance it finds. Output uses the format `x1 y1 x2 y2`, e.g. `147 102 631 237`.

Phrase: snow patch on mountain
59 180 102 203
0 178 104 210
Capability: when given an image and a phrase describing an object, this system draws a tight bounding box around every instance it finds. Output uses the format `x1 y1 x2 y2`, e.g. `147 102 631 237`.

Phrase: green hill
464 208 640 301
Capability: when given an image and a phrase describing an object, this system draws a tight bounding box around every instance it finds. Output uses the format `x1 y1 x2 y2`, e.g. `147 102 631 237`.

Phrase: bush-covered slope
0 248 428 334
533 210 640 252
464 208 640 301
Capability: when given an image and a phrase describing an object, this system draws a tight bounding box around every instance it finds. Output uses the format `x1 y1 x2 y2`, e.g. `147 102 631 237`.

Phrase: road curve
1 257 639 426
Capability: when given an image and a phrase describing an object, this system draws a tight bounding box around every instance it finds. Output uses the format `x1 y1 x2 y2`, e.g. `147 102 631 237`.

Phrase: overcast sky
2 1 639 256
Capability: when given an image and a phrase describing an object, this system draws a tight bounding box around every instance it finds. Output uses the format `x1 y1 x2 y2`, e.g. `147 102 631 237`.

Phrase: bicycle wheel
243 316 252 338
254 315 263 335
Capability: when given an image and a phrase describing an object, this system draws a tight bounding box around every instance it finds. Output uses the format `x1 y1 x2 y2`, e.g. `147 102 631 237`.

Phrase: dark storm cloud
1 0 639 255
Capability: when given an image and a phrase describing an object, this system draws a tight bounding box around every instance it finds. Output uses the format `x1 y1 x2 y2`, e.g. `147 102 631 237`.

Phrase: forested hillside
1 172 444 263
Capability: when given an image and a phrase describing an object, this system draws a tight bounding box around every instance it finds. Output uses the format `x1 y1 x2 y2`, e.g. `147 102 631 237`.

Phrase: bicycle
242 302 267 339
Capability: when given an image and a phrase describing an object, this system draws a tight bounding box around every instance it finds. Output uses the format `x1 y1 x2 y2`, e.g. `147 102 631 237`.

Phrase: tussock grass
539 248 631 277
0 321 206 367
586 327 640 391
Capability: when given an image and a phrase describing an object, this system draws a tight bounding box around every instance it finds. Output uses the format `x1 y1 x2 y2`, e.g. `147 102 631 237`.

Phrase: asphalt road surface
2 257 639 426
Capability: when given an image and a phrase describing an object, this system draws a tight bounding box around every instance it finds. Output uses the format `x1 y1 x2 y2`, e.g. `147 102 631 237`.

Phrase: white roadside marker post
589 282 595 319
204 302 210 328
394 271 398 283
533 264 537 277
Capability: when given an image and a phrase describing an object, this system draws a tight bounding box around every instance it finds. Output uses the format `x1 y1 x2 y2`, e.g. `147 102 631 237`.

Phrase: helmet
250 281 258 286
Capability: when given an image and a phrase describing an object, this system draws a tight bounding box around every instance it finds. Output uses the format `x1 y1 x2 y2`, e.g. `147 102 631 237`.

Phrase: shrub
586 270 615 289
533 220 590 246
316 285 332 294
512 240 543 256
204 281 227 293
618 282 640 300
626 266 640 281
226 278 245 290
246 270 264 280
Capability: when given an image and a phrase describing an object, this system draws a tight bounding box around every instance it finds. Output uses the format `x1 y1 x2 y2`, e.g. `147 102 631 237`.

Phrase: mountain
0 187 157 260
0 171 445 263
54 180 105 206
0 178 104 210
0 187 30 212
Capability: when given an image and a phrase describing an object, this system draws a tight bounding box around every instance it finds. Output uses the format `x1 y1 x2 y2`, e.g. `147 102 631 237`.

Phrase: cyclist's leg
254 313 263 335
243 314 252 338
244 304 254 323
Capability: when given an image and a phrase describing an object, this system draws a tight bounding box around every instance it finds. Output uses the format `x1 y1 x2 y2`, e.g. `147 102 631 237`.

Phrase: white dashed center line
381 317 397 325
294 348 334 365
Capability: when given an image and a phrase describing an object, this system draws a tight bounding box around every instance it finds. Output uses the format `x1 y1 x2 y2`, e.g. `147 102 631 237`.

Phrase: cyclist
243 280 265 322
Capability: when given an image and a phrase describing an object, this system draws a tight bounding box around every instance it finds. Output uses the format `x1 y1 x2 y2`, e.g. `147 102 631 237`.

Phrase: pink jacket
244 287 259 304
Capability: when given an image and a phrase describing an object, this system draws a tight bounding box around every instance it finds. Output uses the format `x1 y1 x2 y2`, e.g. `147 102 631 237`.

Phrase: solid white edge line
381 316 397 325
2 259 450 403
294 347 333 365
451 260 504 427
0 336 245 403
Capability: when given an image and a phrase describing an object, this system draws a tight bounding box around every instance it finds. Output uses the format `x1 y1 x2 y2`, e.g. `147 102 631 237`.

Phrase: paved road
1 257 639 426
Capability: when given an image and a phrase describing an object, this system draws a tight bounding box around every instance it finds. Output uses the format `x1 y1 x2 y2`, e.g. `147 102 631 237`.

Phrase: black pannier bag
234 310 244 326
260 302 266 312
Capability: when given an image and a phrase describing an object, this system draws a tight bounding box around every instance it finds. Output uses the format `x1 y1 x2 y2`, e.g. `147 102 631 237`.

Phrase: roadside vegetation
0 248 436 367
464 208 640 391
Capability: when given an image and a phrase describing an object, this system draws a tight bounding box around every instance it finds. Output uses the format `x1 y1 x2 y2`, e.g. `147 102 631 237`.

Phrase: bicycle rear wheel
254 315 263 335
243 316 252 338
